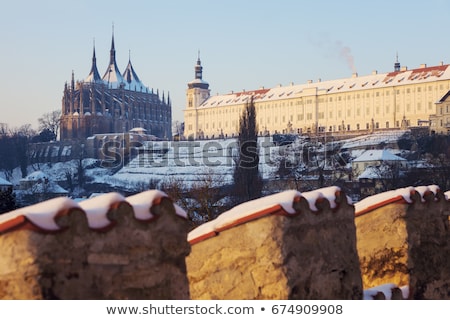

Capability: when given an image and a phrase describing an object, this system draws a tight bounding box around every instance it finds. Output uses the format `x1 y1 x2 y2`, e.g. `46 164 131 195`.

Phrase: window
386 121 389 129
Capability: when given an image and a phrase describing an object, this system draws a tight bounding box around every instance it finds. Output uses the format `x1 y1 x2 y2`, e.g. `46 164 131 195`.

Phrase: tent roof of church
85 46 103 84
102 33 125 88
122 59 146 92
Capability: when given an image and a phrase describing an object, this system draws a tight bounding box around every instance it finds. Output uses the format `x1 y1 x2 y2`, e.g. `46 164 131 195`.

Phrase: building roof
196 63 450 109
122 59 146 92
353 149 406 162
85 46 103 84
436 89 450 103
0 177 12 186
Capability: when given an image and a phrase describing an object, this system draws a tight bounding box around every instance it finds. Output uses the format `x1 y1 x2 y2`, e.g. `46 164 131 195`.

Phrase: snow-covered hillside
3 130 413 196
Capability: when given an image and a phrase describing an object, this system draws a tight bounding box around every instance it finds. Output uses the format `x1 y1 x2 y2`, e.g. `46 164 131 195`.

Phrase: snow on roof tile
363 283 409 300
445 190 450 200
188 186 343 245
354 185 440 217
353 149 406 162
78 192 126 229
0 197 80 233
0 190 187 234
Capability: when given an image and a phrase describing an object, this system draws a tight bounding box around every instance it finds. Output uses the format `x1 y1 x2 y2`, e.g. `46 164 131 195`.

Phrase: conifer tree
233 96 263 203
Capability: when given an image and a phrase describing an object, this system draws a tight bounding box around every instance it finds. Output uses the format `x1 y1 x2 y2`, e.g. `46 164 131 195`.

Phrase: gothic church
60 34 171 141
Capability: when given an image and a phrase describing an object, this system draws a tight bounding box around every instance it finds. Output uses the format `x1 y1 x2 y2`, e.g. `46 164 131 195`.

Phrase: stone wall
1 185 449 300
0 191 191 299
186 187 363 299
354 186 450 299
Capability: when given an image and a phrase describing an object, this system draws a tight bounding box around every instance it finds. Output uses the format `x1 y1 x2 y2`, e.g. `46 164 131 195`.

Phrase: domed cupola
188 53 209 90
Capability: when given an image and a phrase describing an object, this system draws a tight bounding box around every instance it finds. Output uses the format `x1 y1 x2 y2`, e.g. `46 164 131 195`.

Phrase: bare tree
38 110 61 140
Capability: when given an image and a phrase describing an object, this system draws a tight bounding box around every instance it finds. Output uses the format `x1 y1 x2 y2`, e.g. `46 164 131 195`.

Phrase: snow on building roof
357 165 394 180
129 127 147 133
353 149 406 162
0 190 187 234
21 170 48 181
0 177 12 186
354 185 440 216
122 59 146 92
197 64 450 109
188 186 343 244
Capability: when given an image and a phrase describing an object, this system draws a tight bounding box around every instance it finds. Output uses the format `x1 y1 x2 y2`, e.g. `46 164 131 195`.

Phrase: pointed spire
85 39 103 83
122 50 146 91
195 50 202 80
102 24 124 88
394 52 401 72
188 51 209 90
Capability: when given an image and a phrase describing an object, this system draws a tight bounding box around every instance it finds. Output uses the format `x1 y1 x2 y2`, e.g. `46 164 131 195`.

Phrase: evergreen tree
0 187 16 214
233 96 263 203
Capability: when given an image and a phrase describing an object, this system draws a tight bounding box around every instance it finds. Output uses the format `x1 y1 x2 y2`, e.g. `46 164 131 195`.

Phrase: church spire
188 51 209 90
195 50 203 80
122 50 146 91
85 39 103 83
394 52 401 72
102 24 124 87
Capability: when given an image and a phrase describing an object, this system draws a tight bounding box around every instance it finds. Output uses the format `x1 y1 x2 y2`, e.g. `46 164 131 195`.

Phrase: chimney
352 73 358 78
372 70 378 75
420 63 427 69
401 66 408 71
307 80 313 84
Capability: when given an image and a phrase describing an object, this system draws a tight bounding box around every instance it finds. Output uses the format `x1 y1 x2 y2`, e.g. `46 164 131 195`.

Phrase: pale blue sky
1 0 449 130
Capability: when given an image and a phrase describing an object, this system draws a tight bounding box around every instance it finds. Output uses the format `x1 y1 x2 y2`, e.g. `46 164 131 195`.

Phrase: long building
60 34 172 141
184 57 450 139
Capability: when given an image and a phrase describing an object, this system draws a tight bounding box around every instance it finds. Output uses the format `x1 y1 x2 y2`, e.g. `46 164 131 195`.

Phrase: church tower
184 53 210 139
102 29 125 88
186 53 210 109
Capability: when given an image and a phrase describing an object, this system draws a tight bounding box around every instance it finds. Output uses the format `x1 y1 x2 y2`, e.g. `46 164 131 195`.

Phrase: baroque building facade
60 35 171 141
184 58 450 139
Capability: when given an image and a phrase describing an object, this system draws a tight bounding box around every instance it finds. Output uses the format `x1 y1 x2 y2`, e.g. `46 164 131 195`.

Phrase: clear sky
1 0 449 131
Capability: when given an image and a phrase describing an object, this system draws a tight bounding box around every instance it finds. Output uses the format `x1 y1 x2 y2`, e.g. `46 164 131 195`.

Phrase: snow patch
0 197 80 231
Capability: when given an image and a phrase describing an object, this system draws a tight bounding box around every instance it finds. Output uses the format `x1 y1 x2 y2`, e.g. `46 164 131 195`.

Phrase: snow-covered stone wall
186 187 363 299
354 185 450 299
0 191 191 299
